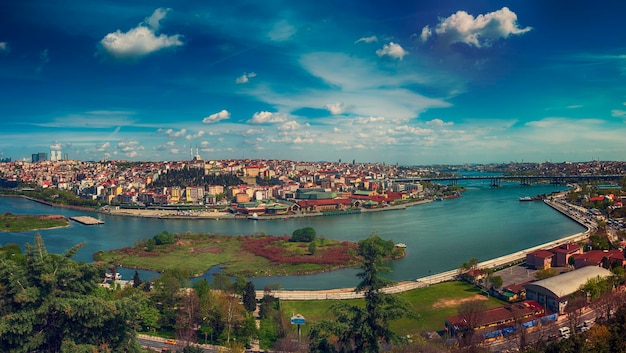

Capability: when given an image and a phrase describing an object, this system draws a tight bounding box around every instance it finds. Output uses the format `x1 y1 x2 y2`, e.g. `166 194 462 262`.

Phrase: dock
70 216 105 225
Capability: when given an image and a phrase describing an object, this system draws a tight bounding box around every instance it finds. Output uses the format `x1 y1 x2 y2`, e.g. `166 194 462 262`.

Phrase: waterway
0 178 585 290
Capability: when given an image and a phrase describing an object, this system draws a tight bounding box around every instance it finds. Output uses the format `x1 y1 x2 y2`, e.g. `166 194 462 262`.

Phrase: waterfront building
572 249 625 269
525 243 582 269
524 266 613 314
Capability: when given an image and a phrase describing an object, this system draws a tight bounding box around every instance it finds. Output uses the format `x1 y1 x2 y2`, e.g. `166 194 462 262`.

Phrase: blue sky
1 1 625 165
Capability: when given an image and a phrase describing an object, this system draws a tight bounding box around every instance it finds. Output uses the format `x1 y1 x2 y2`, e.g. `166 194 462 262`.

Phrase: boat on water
248 212 259 220
519 195 542 201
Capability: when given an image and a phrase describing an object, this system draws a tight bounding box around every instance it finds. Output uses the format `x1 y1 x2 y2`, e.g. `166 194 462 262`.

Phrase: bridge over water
388 174 623 187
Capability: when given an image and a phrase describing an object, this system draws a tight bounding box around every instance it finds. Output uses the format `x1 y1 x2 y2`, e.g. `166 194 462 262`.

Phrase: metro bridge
388 174 624 187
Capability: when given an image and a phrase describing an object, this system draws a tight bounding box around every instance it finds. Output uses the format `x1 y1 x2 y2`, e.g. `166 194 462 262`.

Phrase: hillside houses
0 159 434 215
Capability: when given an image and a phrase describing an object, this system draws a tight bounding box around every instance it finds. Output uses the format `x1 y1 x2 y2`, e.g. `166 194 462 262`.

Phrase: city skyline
1 1 625 165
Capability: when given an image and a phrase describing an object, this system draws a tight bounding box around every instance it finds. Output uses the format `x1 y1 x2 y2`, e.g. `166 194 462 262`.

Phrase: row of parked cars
558 319 594 339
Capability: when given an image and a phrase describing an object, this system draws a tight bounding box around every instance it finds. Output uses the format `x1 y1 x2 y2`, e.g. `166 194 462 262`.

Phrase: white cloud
0 42 8 53
325 102 349 115
248 111 287 124
202 109 231 123
268 20 296 41
49 142 62 150
376 42 407 60
235 72 257 84
435 7 531 48
145 8 170 31
99 8 183 60
612 109 626 118
419 26 432 43
426 118 454 127
186 130 205 140
97 142 110 151
277 121 303 131
158 128 187 137
355 36 378 44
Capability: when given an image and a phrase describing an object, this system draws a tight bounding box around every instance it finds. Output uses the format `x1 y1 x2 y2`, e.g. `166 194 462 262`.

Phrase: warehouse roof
525 266 613 299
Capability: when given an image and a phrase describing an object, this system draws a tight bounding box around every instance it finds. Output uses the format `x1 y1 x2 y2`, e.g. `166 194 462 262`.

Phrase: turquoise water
0 181 585 289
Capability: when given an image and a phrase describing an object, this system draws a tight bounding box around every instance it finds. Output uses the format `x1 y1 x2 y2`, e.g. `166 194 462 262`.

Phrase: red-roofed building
573 250 625 269
526 250 555 270
445 300 544 335
297 198 352 212
549 243 583 267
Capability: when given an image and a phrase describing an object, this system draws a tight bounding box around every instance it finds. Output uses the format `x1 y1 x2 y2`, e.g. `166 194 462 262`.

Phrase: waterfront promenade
257 197 593 300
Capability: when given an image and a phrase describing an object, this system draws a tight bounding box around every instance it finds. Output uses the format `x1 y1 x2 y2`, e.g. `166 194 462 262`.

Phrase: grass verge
279 281 506 336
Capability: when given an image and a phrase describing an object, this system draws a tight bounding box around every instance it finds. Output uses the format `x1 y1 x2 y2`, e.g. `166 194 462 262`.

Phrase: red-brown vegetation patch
240 235 358 265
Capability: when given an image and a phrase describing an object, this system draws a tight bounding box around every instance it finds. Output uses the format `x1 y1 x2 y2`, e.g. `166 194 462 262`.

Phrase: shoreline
95 198 435 220
257 196 595 300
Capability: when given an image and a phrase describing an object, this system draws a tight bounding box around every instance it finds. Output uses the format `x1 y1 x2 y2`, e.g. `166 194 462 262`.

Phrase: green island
94 228 405 277
0 212 70 232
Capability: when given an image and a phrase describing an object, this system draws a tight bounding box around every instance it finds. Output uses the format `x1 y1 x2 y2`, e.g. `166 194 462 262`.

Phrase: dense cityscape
1 155 626 352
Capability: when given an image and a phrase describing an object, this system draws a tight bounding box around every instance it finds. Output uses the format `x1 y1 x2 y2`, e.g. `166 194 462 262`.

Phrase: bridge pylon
490 178 501 188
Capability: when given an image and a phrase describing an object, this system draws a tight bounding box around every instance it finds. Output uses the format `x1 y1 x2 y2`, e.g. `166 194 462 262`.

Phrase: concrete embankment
258 198 593 301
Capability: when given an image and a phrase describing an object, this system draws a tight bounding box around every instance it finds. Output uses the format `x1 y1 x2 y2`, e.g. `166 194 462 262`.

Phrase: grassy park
279 281 506 336
95 232 360 277
1 212 69 232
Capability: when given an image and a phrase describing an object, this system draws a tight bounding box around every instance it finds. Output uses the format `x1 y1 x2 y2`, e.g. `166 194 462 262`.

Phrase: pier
70 216 105 225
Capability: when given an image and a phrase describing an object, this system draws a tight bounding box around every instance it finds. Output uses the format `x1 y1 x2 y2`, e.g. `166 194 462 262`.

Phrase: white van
559 326 571 337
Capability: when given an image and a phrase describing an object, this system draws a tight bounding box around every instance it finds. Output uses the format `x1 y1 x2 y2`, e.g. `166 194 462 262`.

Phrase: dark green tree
309 234 413 353
0 234 143 352
133 270 143 288
243 281 257 312
290 227 316 242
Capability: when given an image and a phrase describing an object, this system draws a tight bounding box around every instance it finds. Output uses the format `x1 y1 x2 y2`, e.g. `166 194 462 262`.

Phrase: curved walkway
256 198 594 300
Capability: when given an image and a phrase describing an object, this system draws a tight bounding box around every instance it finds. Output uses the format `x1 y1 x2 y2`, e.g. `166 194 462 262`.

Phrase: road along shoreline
258 197 593 300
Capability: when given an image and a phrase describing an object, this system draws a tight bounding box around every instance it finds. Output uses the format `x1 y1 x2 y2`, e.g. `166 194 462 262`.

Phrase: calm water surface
0 180 585 289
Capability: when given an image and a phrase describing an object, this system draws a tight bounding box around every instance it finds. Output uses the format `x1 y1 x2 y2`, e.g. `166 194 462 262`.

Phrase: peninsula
0 213 69 232
94 230 405 278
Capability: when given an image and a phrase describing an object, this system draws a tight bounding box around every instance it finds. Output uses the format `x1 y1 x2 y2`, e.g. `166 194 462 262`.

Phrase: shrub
290 227 316 242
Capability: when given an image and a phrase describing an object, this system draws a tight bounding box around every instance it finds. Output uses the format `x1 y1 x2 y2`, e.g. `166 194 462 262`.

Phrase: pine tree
0 234 143 352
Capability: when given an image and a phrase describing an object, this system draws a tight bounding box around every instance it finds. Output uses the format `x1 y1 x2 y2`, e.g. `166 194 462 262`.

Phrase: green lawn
96 233 358 278
279 281 506 337
0 213 69 232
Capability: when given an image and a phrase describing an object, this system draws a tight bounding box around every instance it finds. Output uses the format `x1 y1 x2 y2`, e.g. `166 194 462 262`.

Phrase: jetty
70 216 105 225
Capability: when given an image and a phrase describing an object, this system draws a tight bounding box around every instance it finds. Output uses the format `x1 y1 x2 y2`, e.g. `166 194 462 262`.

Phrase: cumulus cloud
325 102 349 115
117 140 142 153
434 7 531 48
158 128 187 137
248 111 286 124
99 8 183 60
278 121 304 131
376 42 407 60
97 142 110 151
202 109 230 123
235 72 257 84
268 20 296 41
426 118 454 127
419 26 432 43
186 130 205 140
355 35 378 44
